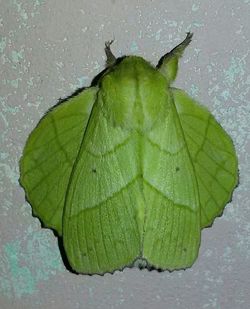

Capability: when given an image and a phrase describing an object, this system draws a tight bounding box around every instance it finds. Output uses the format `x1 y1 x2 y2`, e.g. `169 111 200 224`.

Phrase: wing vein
143 179 195 213
69 176 140 220
184 130 234 176
85 136 131 158
146 136 185 156
24 122 83 155
22 137 78 177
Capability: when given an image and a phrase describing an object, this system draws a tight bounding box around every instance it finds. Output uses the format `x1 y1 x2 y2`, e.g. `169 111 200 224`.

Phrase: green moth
20 33 238 274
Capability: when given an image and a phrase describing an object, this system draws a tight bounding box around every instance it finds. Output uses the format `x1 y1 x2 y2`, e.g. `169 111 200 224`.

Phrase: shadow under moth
20 33 238 274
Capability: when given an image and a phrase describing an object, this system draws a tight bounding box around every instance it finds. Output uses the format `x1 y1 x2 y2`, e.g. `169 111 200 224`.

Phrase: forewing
142 96 200 270
20 87 97 235
173 88 238 228
63 99 142 274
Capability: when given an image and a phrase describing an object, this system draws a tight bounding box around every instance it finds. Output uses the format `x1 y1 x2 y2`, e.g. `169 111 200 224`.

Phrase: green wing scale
20 33 238 274
63 103 142 273
173 89 238 228
20 88 97 235
142 96 201 270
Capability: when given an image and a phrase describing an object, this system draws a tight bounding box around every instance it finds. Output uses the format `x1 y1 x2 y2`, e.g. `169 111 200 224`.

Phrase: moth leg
105 40 116 67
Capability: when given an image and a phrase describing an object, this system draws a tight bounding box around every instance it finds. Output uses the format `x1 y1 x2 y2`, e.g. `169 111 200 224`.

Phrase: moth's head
94 34 192 131
99 55 171 131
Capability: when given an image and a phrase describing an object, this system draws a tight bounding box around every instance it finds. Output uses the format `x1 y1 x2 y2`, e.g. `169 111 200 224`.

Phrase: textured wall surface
0 1 250 308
